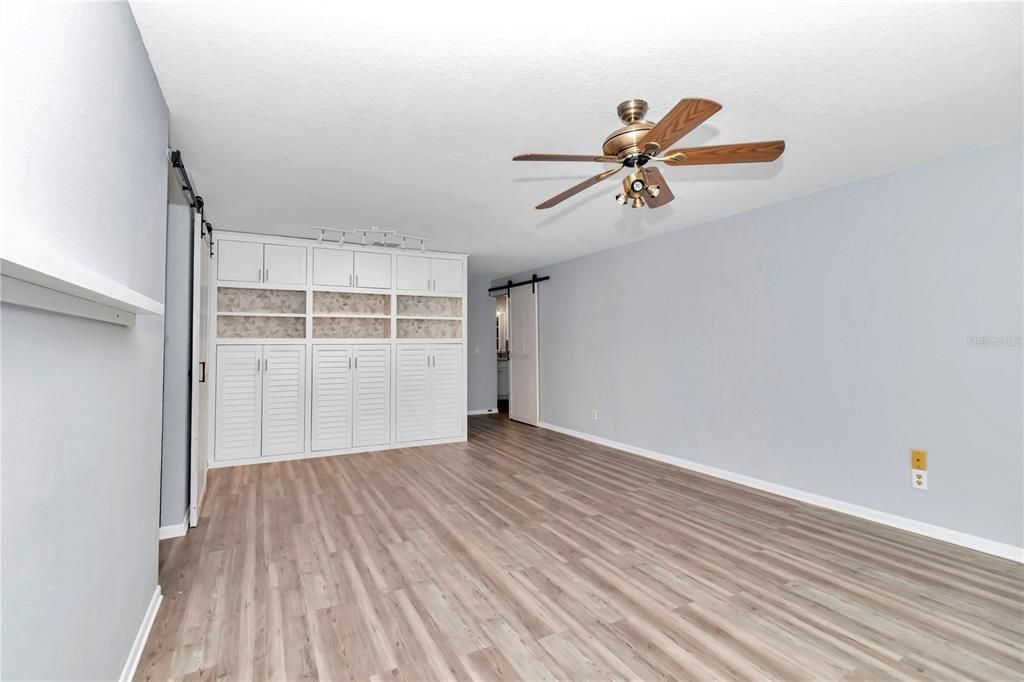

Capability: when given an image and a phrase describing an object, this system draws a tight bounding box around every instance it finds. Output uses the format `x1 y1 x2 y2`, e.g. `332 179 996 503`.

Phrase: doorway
496 294 509 413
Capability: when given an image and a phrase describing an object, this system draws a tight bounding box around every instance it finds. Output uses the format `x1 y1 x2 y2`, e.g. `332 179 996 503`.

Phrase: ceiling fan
513 98 785 209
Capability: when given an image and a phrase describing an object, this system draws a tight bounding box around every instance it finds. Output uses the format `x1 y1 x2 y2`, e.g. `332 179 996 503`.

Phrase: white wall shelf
1 235 164 326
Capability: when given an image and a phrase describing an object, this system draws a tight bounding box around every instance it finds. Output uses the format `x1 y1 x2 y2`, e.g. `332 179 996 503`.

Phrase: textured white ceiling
132 1 1022 278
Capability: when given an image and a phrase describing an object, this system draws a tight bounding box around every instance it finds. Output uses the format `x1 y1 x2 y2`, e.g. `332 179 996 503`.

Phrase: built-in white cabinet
396 343 463 442
218 239 307 285
264 245 307 285
214 344 305 461
354 251 392 289
261 345 306 456
431 259 464 293
214 345 263 460
396 255 463 293
311 344 391 451
217 240 264 283
313 248 353 287
310 345 353 451
211 231 467 466
313 248 393 289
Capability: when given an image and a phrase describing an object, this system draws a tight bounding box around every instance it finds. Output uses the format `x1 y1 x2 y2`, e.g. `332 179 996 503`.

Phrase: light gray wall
491 140 1022 548
1 4 169 679
160 200 192 527
467 279 497 412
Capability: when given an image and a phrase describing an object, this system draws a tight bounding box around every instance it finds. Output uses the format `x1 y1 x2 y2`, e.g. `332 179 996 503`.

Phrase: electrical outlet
912 470 928 490
911 449 928 471
591 409 598 420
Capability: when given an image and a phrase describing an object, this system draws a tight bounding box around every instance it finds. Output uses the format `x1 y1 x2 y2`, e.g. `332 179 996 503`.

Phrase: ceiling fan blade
536 166 622 209
643 167 675 208
637 98 722 154
660 140 786 166
514 153 620 163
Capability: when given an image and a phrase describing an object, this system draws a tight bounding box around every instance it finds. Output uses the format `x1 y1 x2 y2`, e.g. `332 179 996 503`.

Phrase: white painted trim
119 585 162 682
208 434 468 469
1 234 164 317
159 511 189 540
468 408 498 415
539 421 1024 563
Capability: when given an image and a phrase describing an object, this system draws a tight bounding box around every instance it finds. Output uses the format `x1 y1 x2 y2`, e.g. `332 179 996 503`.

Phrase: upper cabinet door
353 251 392 289
396 255 432 292
217 240 263 282
264 244 307 285
431 258 464 294
313 248 354 287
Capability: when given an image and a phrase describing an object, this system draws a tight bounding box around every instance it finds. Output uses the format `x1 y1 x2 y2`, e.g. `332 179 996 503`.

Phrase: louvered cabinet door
214 345 263 461
353 345 391 447
396 345 430 442
311 345 352 451
429 344 463 440
261 345 306 457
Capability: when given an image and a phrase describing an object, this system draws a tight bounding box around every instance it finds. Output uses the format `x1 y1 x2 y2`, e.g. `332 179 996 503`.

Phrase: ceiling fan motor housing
603 99 654 159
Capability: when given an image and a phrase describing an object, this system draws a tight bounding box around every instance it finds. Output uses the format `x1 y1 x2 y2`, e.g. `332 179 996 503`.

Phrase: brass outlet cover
911 449 928 471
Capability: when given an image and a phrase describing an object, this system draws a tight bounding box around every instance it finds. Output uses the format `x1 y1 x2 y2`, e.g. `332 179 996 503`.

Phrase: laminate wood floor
138 416 1024 681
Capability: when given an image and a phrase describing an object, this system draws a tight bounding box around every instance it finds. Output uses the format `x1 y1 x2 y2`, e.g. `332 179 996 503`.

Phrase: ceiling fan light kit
513 98 786 210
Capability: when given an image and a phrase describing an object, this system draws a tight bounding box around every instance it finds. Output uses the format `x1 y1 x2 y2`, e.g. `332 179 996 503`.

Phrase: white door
353 251 392 289
509 284 539 426
214 345 263 461
311 345 352 452
261 345 306 457
396 255 431 292
431 258 463 294
353 345 390 447
430 344 463 439
189 215 211 527
264 244 307 285
217 240 263 282
313 248 354 287
396 344 430 442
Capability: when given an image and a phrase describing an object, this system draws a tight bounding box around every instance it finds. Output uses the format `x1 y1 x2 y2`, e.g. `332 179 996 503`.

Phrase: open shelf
397 315 462 321
397 295 462 318
218 287 306 315
313 316 390 339
1 235 163 325
313 291 390 316
313 313 390 319
217 315 305 338
397 318 462 339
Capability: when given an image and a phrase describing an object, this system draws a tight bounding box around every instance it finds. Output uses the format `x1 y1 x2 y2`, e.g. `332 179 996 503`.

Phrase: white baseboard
468 408 498 415
539 421 1024 563
158 511 189 540
208 435 468 469
119 585 162 682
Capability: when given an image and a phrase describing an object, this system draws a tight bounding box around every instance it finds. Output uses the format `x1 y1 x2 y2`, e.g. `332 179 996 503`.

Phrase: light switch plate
912 470 928 490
